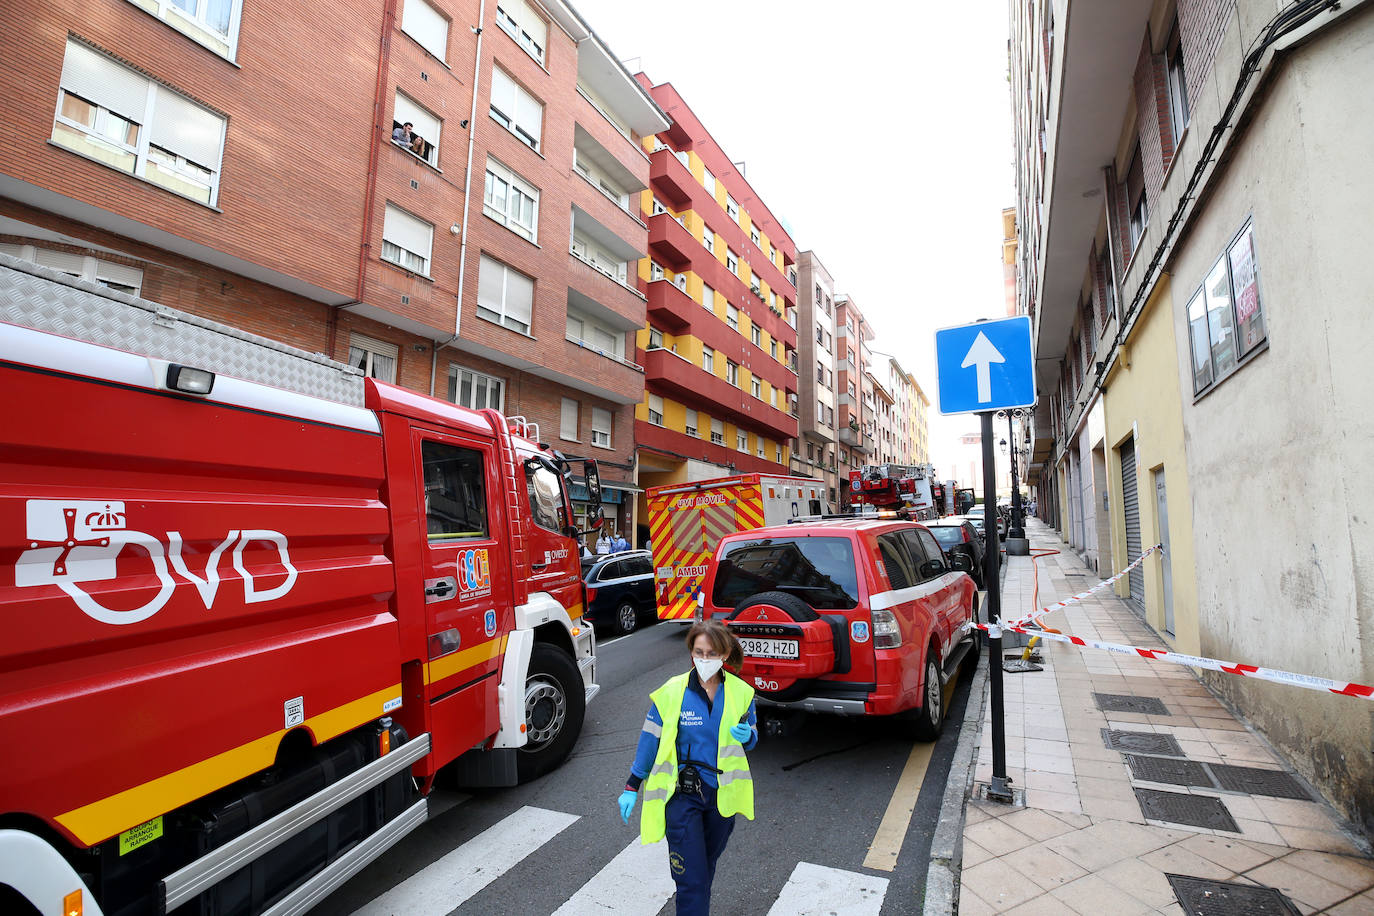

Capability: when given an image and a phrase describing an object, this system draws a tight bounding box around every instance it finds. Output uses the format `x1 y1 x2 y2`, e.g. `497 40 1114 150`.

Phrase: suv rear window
712 536 858 610
927 525 964 547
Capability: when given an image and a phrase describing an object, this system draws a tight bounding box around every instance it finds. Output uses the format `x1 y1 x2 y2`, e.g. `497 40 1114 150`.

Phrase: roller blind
490 68 541 147
503 0 547 55
393 92 440 143
61 40 149 122
383 204 432 259
149 91 224 167
560 398 578 439
478 255 533 326
401 0 448 61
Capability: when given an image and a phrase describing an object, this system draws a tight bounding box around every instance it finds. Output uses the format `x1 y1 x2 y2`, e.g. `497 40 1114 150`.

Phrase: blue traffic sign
934 316 1036 415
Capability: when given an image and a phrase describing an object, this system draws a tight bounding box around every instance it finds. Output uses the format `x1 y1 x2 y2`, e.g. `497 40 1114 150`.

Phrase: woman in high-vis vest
618 619 759 916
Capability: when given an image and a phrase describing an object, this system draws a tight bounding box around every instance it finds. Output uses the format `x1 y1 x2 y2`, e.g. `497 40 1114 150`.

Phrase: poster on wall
1229 226 1261 351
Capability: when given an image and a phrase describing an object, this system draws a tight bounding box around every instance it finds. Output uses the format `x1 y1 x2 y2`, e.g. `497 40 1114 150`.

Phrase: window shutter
61 41 149 122
561 398 579 439
35 249 85 276
592 407 611 441
383 205 432 260
478 255 504 314
490 68 515 116
515 87 542 146
504 267 534 326
393 92 440 144
509 0 548 53
149 90 224 168
401 0 449 61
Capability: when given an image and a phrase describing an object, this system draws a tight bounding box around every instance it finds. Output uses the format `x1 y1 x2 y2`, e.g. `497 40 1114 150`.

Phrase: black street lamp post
998 408 1027 540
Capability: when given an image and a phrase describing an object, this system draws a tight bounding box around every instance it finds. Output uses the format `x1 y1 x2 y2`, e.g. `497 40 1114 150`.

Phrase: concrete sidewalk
957 518 1374 914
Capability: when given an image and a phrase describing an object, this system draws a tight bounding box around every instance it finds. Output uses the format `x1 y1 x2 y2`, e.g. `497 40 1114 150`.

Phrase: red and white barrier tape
972 621 1374 700
1005 543 1164 629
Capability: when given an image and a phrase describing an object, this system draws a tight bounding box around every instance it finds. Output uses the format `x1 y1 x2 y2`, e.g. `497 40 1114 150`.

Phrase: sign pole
981 410 1014 803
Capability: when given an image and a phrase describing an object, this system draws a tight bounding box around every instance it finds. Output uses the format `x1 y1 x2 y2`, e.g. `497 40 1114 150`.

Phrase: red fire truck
0 258 600 916
847 463 941 519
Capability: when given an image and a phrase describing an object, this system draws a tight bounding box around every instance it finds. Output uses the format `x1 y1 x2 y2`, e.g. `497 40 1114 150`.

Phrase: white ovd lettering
167 530 240 609
233 530 299 604
57 531 176 625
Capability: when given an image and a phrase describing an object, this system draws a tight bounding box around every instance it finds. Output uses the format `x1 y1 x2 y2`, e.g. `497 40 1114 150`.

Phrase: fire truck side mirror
587 506 605 531
583 460 602 507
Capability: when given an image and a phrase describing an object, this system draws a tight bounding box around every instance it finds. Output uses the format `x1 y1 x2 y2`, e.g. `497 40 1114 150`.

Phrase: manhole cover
1003 659 1044 673
1102 729 1185 756
1210 764 1310 800
1125 754 1216 788
1095 693 1170 715
1135 788 1239 831
1166 874 1301 915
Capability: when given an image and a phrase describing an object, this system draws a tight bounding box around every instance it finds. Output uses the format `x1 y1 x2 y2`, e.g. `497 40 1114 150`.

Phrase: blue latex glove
730 723 752 742
618 789 637 824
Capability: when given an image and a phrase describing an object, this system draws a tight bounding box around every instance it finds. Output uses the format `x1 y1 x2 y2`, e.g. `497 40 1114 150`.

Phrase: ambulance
647 474 828 621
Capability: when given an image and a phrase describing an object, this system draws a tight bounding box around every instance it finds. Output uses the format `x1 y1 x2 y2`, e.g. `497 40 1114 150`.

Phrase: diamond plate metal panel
1134 788 1239 831
1124 754 1216 788
1102 729 1185 756
1094 692 1170 715
1209 764 1311 800
0 256 366 406
1166 874 1301 915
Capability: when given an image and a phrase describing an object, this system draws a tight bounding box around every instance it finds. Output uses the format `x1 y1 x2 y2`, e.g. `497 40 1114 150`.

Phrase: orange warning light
64 889 82 916
379 729 391 755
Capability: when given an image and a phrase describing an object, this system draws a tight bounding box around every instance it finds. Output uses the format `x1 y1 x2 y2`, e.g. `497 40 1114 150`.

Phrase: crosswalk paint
550 838 675 916
350 805 579 916
765 862 889 916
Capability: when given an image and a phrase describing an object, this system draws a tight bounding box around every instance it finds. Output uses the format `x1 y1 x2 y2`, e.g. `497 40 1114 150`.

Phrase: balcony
646 278 696 334
647 211 698 272
838 426 875 454
649 146 697 209
642 347 797 441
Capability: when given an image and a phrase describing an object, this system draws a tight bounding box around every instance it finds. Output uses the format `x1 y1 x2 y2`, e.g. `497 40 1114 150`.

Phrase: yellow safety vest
639 671 755 845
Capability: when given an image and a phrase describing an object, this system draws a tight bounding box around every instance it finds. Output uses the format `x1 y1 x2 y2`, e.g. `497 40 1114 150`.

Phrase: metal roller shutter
1120 438 1144 613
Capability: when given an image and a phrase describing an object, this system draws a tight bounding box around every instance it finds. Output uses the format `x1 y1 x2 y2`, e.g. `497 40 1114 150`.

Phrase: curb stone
922 652 988 915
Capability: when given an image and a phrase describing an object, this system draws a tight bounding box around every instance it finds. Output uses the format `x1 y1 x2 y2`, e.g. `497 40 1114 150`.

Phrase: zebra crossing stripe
549 838 675 916
350 805 578 916
765 862 889 916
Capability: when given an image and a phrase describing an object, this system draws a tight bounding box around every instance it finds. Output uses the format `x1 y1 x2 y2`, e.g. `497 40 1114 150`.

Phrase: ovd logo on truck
16 499 298 625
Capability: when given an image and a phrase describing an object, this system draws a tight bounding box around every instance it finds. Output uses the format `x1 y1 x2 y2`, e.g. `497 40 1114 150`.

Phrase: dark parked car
925 519 986 589
583 550 657 635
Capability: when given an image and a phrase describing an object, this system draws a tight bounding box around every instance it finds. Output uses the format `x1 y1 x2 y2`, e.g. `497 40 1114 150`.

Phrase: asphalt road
320 619 977 916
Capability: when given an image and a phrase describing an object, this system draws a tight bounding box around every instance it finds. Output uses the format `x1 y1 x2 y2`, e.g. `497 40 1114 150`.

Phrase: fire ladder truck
846 463 941 519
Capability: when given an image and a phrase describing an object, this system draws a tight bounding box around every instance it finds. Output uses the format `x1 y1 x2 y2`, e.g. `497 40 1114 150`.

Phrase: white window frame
702 346 714 373
702 284 715 311
489 66 543 151
726 360 739 386
566 308 623 360
495 0 547 65
726 304 739 331
477 254 534 334
560 397 580 441
570 230 628 283
648 394 664 426
348 334 398 383
393 91 441 167
703 167 716 197
53 40 226 206
129 0 244 60
751 377 761 399
650 261 665 281
710 418 724 445
401 0 449 61
750 227 760 247
483 157 539 241
448 364 505 411
381 203 433 275
591 407 612 448
685 408 699 438
737 431 748 452
648 328 664 349
7 243 145 296
702 225 715 253
725 195 739 221
726 249 738 274
751 326 761 346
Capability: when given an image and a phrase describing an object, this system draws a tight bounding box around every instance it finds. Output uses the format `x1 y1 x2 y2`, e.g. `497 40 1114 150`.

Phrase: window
566 309 623 359
1187 222 1265 395
713 536 857 610
381 204 433 274
557 397 580 440
483 158 538 241
815 283 822 303
711 418 724 445
650 261 664 281
702 225 715 253
750 227 760 247
648 328 663 349
776 445 783 463
489 67 542 151
726 360 739 386
737 431 748 452
751 326 761 346
570 231 628 282
495 0 547 64
5 243 145 295
702 167 716 197
789 268 797 286
448 365 504 410
769 243 776 262
726 304 739 331
348 334 397 383
816 326 824 345
648 393 664 426
726 249 738 274
53 40 226 205
591 407 612 447
757 443 765 458
877 533 918 589
725 195 739 221
751 377 762 398
132 0 242 59
476 254 534 333
392 92 440 165
702 284 715 311
423 440 488 540
772 389 779 408
674 272 687 291
702 346 714 373
1126 144 1147 250
685 408 699 438
817 398 825 419
1166 22 1189 142
402 0 449 61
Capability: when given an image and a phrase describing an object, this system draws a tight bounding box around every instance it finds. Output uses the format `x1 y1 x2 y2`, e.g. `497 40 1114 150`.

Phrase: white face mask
693 657 724 681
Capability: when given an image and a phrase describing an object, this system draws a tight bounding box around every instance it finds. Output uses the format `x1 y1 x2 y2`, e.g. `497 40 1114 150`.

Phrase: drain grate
1135 788 1239 831
1210 764 1311 800
1124 754 1216 788
1102 729 1185 756
1166 874 1301 915
1095 692 1170 715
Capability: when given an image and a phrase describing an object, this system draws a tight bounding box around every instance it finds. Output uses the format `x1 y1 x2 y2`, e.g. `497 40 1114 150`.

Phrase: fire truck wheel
612 600 639 636
517 644 585 782
908 650 945 741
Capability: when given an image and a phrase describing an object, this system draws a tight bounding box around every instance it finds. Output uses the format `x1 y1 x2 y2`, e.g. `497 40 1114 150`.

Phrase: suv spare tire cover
728 591 836 701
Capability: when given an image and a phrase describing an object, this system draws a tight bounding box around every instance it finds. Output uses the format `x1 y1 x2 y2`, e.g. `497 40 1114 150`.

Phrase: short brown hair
685 619 743 672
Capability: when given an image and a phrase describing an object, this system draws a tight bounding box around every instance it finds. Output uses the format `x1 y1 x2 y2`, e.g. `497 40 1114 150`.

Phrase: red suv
703 518 980 739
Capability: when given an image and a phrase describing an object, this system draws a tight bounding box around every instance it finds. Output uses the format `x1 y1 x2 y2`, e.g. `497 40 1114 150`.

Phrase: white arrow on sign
960 332 1005 403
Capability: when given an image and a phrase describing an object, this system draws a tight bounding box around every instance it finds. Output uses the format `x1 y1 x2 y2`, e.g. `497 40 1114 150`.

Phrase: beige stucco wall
1103 276 1201 657
1167 5 1374 835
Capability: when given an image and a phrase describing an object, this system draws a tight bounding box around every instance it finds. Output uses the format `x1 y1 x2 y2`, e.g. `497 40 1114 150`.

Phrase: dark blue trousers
664 786 736 916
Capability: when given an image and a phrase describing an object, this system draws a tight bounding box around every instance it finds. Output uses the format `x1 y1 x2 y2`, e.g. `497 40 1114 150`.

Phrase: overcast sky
573 0 1017 469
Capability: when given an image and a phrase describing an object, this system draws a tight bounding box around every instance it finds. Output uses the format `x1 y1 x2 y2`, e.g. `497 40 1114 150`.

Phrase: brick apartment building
834 294 874 507
789 251 839 507
629 75 799 532
0 0 666 534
